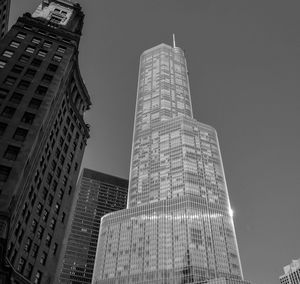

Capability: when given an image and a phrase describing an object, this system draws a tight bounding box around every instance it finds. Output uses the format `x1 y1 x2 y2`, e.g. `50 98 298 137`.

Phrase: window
17 257 26 273
31 193 36 206
47 194 53 206
40 252 47 265
25 263 33 278
46 173 52 185
28 98 42 109
37 225 44 239
37 50 47 57
47 63 58 72
0 60 6 68
43 41 52 48
31 58 42 67
45 234 52 247
38 30 46 35
57 46 66 53
24 68 36 79
49 218 56 230
14 222 21 236
58 189 64 200
10 92 23 104
36 202 43 216
51 180 58 191
3 145 20 160
25 46 35 54
16 32 26 40
11 249 17 264
4 76 16 86
32 37 41 44
11 64 24 74
0 165 11 182
19 54 30 63
61 212 66 223
2 50 14 58
52 55 62 63
66 164 71 174
23 25 32 31
34 271 42 284
0 88 9 99
24 237 32 252
31 219 38 233
62 175 67 186
25 211 30 223
18 80 30 90
31 244 39 258
13 127 28 141
54 203 60 214
21 203 28 217
42 187 48 200
42 74 53 84
18 229 24 243
50 15 62 24
35 85 48 96
1 106 16 118
10 41 20 48
21 112 35 124
60 155 65 165
42 209 49 222
63 144 68 154
52 243 58 255
0 122 7 136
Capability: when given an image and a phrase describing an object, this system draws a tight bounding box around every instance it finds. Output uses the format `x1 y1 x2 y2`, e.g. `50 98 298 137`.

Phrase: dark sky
9 1 300 283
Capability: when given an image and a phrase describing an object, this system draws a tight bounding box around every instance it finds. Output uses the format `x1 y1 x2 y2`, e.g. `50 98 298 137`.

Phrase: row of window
11 35 66 52
1 48 63 63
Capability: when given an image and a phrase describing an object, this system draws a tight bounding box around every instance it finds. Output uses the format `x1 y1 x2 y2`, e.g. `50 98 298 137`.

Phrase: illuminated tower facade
280 259 300 284
93 41 248 284
0 1 90 283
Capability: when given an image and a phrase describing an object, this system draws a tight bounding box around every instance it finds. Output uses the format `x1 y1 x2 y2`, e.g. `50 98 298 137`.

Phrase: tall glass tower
93 41 249 284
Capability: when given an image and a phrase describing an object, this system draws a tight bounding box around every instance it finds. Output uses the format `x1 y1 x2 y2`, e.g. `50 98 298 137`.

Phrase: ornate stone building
0 1 90 283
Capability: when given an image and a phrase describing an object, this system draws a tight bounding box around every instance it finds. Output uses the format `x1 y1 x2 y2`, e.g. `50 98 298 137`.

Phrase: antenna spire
173 33 176 48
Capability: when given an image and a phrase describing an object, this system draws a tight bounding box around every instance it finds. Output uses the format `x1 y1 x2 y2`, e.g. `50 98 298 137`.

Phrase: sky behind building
9 1 300 284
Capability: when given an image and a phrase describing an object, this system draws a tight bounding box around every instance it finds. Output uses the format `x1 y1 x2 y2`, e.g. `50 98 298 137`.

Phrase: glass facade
93 43 245 283
280 259 300 284
57 169 128 284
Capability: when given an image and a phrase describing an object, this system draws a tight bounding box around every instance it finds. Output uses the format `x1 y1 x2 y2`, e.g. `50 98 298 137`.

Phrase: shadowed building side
0 1 91 283
0 0 10 39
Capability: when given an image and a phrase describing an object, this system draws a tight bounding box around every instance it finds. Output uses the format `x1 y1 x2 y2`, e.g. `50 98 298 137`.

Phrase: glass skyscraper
93 41 250 284
56 169 128 284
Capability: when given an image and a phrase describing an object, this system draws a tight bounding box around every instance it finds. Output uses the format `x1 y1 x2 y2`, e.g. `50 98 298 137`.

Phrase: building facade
0 1 90 283
0 0 10 39
280 259 300 284
56 168 128 284
92 42 250 284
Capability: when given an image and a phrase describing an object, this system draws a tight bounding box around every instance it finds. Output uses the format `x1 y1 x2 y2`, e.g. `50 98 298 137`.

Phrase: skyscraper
0 1 90 283
0 0 10 39
56 168 128 284
280 259 300 284
92 41 251 284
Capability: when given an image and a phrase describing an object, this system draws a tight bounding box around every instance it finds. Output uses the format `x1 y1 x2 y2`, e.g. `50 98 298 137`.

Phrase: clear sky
9 1 300 283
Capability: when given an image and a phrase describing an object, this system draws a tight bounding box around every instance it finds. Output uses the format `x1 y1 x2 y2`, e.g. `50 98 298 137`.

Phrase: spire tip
172 34 176 48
